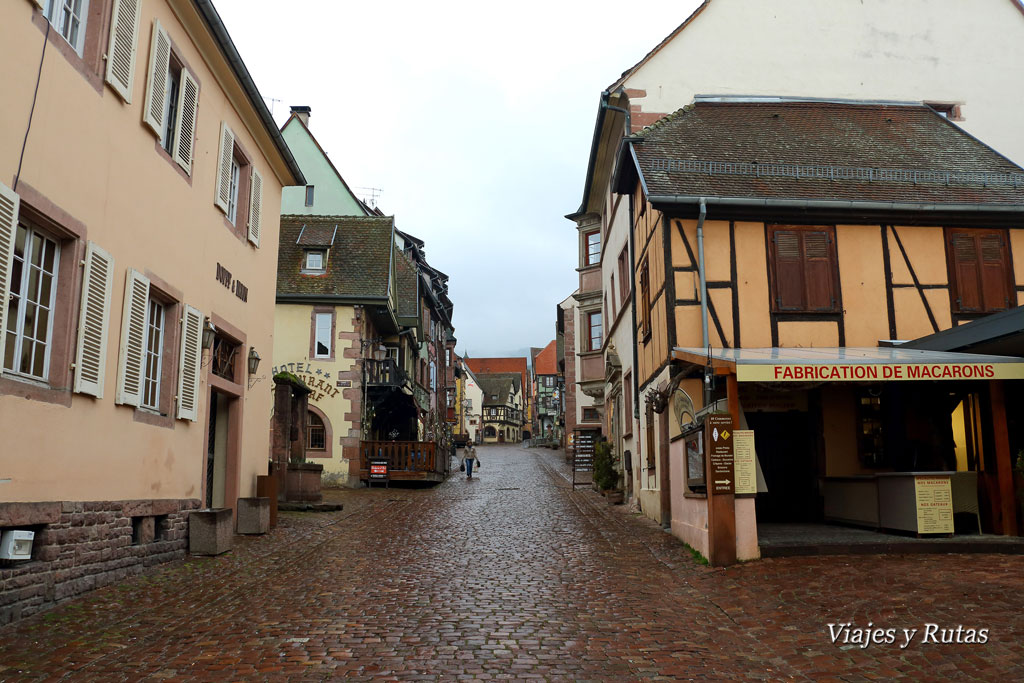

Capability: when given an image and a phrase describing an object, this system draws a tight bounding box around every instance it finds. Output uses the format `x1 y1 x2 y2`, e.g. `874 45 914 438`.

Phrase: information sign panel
369 458 389 486
572 429 597 488
705 414 734 495
733 430 756 495
914 476 953 534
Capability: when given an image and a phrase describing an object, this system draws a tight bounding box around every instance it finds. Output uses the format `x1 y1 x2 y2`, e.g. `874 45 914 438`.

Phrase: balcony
358 441 446 483
365 359 404 388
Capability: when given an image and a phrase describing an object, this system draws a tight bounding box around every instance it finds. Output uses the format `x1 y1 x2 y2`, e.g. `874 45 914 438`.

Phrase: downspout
600 91 640 422
697 198 709 348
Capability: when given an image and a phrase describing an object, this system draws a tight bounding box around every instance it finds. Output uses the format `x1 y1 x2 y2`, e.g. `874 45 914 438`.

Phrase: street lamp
247 346 261 389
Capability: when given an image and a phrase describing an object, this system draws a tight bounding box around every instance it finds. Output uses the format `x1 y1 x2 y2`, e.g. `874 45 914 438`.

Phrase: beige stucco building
0 0 302 623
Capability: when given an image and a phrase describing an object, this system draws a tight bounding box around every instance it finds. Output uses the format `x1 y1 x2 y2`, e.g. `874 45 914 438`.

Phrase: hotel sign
737 362 1024 383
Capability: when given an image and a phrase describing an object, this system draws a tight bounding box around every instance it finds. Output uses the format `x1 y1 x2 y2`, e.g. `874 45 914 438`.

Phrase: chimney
290 105 311 126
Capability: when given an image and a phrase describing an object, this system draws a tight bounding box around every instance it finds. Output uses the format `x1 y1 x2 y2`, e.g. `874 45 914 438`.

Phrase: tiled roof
296 224 336 247
395 248 418 318
277 215 393 299
466 358 528 396
478 373 521 406
534 340 557 376
627 102 1024 206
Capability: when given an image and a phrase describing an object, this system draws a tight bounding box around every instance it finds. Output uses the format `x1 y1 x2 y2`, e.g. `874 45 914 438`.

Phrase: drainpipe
697 198 709 349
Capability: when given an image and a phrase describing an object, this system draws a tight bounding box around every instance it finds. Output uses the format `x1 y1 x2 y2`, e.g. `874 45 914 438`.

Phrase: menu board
705 415 734 495
573 430 596 472
733 430 756 495
914 477 953 534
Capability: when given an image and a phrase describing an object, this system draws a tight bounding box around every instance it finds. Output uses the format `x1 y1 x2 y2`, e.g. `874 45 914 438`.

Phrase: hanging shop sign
705 414 734 495
737 362 1024 383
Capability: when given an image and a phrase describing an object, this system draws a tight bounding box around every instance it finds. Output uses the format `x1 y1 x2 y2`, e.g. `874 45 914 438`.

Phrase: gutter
277 294 389 304
192 0 305 185
647 195 1024 214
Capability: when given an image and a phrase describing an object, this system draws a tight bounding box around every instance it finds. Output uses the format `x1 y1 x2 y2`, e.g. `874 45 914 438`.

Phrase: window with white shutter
142 20 171 139
0 182 21 373
74 242 115 398
215 122 236 213
104 0 141 103
247 167 263 246
176 304 202 421
115 268 150 406
42 0 91 55
172 70 198 173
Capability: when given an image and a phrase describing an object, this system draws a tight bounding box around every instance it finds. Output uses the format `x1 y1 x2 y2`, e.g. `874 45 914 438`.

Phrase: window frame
44 0 90 55
3 221 61 382
585 230 601 266
304 185 315 207
303 250 326 273
313 311 333 359
586 310 602 352
582 407 599 423
140 297 165 411
766 224 841 314
617 246 630 301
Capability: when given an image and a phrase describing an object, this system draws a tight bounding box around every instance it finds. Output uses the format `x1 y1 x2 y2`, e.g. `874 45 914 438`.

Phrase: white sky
212 0 703 358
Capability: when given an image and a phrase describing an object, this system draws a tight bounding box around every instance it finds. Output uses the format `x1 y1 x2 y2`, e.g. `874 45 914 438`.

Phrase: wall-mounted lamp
247 346 262 389
202 319 217 350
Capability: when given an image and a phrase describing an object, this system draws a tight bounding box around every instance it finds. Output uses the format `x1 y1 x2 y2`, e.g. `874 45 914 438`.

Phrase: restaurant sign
738 362 1024 383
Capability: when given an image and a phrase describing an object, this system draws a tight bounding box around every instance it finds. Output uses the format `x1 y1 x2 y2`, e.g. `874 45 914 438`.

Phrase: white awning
672 347 1024 382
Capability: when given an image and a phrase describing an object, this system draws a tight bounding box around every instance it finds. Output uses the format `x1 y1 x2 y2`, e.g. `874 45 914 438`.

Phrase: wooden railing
365 359 403 387
359 441 440 474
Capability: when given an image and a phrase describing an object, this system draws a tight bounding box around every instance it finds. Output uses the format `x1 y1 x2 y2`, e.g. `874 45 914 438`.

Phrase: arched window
307 411 326 450
484 426 496 438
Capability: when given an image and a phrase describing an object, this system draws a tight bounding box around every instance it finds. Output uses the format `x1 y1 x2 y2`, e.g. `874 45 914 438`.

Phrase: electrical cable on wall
14 20 50 192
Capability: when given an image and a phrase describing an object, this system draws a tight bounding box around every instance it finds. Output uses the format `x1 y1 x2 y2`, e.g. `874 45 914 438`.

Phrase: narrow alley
1 446 1021 680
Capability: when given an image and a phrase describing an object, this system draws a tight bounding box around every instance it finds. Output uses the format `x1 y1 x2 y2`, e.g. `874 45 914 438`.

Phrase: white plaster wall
625 0 1024 163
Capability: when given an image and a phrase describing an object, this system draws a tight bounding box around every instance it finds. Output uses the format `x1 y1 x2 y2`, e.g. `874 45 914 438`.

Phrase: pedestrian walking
460 443 480 479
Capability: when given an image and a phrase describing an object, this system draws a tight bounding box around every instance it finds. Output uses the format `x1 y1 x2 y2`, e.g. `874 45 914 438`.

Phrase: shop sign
915 477 953 534
733 430 756 495
215 263 248 303
271 361 340 403
369 459 389 481
738 362 1024 383
705 414 734 495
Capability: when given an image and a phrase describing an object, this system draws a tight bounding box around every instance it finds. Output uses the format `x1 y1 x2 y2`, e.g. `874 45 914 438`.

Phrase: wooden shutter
247 167 263 246
979 233 1011 312
104 0 141 103
949 232 981 312
176 304 202 421
142 20 171 139
0 182 20 372
803 230 835 311
772 230 805 310
215 122 235 213
74 242 115 398
172 70 199 173
115 269 150 406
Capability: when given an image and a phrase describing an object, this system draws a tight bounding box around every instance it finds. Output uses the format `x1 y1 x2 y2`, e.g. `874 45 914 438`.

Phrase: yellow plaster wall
708 288 733 347
889 226 949 285
734 222 772 348
1009 228 1024 285
674 305 704 349
272 304 358 477
777 321 840 347
836 225 890 346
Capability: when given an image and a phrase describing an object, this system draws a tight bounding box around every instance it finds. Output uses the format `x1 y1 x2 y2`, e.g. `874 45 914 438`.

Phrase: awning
672 347 1024 383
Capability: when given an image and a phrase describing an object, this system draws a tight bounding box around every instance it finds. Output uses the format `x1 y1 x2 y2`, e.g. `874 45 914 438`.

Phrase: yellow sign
914 477 954 534
737 363 1024 383
733 430 756 495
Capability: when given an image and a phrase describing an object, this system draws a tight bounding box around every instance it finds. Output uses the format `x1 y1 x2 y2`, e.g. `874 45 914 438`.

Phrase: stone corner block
188 508 233 556
235 498 270 535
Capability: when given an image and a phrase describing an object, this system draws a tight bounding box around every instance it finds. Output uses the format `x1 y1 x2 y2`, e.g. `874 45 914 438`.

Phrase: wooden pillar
991 380 1018 536
706 373 738 566
658 408 671 528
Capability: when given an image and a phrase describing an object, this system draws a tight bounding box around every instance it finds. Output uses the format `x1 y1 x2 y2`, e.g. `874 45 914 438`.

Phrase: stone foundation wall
0 498 200 625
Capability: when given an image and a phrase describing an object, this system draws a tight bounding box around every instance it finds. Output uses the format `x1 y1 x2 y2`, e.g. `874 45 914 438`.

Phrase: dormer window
304 250 326 272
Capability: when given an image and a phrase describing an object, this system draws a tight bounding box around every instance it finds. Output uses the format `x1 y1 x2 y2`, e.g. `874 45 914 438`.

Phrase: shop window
857 391 885 468
945 228 1014 315
211 335 239 382
767 225 840 313
585 231 600 266
3 222 60 380
307 411 326 450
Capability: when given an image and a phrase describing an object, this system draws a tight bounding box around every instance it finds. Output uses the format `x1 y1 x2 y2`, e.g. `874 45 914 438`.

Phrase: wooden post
705 373 738 566
990 380 1018 536
659 409 672 529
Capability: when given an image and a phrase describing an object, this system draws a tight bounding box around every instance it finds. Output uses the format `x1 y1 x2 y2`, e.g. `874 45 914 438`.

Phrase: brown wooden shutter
0 182 20 372
979 233 1011 312
803 230 835 311
772 230 805 310
950 232 981 312
104 0 142 103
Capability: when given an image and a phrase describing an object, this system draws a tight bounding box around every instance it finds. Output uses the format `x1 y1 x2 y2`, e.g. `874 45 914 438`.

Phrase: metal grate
647 158 1024 188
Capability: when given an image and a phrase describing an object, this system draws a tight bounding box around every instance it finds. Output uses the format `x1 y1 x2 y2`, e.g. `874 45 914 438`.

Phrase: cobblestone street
1 445 1022 681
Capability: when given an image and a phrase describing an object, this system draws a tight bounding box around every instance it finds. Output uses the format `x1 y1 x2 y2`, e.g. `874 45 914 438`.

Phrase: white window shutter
142 20 171 139
176 305 202 421
104 0 141 103
247 167 263 247
74 242 115 398
0 182 20 373
173 70 199 174
115 269 150 406
215 122 235 213
29 1 45 9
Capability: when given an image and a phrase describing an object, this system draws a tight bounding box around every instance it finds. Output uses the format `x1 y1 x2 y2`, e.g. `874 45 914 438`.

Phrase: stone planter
236 497 270 535
188 508 233 556
286 462 324 503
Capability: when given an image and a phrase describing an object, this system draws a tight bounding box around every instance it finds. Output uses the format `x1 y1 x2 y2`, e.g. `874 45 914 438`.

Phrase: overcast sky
213 0 703 358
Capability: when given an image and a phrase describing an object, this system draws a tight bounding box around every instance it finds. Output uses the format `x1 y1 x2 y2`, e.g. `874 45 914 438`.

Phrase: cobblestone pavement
1 444 1022 681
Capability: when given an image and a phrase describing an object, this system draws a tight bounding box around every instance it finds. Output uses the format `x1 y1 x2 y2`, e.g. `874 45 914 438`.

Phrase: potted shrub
593 440 624 503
